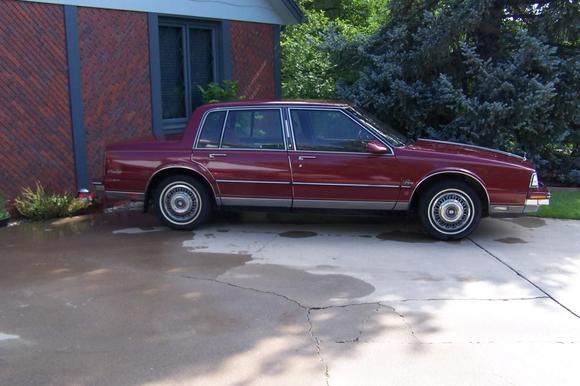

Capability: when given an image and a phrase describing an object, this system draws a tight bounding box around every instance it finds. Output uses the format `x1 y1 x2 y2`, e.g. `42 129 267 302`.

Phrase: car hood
410 139 534 169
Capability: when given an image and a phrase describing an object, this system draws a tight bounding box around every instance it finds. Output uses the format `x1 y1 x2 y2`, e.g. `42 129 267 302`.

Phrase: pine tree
328 0 579 183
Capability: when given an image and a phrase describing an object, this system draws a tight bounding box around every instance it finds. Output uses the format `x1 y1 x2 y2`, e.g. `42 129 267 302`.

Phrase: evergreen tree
281 0 389 100
327 0 579 183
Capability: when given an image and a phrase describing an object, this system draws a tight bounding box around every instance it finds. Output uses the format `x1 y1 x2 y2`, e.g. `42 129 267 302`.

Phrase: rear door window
221 109 285 150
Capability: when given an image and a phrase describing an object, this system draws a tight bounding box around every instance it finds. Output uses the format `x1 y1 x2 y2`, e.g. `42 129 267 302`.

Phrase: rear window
196 111 226 148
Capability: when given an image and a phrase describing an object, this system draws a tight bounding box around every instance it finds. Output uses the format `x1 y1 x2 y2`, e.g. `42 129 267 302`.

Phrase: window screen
222 110 284 150
290 109 374 152
189 28 214 109
159 26 186 119
158 20 217 130
197 111 226 148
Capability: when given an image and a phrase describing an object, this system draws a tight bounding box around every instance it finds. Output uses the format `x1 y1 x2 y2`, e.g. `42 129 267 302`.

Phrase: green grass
532 190 580 220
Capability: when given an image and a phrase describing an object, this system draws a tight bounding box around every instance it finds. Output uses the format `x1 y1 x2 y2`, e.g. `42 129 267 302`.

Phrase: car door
192 107 292 207
287 108 401 209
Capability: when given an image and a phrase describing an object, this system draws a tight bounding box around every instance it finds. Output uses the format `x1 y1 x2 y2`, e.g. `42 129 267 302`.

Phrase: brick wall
0 0 75 200
77 7 153 182
0 6 279 201
231 22 276 99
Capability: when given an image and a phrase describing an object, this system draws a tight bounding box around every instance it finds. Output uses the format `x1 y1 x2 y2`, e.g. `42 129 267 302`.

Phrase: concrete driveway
0 211 579 386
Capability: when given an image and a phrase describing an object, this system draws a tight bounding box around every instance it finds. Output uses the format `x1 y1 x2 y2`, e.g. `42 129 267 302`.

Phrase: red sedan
93 101 550 240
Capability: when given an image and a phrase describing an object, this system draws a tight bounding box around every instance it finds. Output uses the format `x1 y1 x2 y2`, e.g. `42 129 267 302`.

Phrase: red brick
231 22 276 99
0 0 75 201
77 7 153 182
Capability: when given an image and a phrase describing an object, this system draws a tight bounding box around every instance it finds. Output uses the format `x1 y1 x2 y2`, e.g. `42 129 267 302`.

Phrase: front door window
290 109 375 153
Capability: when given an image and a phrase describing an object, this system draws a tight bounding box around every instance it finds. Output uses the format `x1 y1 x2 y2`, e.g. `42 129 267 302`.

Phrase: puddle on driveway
220 264 375 306
495 237 528 244
278 231 318 238
376 230 436 243
507 217 546 229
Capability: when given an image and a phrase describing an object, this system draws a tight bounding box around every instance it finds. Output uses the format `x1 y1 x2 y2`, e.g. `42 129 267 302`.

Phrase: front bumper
490 191 550 217
523 197 550 213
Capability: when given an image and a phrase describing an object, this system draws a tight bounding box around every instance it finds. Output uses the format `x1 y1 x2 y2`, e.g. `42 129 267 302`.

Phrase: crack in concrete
468 238 580 319
178 274 333 385
306 309 330 386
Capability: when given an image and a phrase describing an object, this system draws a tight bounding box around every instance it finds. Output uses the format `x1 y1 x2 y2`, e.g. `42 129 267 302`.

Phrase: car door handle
298 156 317 161
209 153 227 158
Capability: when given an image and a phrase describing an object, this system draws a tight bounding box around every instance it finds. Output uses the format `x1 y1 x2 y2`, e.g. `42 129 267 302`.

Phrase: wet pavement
0 211 579 385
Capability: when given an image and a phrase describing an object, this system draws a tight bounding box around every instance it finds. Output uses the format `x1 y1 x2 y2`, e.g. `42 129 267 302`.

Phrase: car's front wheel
153 175 211 230
418 180 482 240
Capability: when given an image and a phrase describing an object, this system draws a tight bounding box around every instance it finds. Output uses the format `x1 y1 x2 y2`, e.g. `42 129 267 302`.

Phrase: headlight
529 172 539 188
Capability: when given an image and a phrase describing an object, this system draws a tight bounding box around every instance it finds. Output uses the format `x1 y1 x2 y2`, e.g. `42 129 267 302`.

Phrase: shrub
198 80 244 104
0 195 8 220
14 183 91 220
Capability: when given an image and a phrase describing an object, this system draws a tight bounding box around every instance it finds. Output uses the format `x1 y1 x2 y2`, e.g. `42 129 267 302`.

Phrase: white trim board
21 0 301 25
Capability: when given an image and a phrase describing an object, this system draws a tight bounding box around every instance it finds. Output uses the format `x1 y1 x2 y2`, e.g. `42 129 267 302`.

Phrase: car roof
199 99 352 109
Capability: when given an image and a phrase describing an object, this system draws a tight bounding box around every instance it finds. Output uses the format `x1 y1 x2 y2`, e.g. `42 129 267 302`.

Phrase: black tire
418 180 482 240
153 174 212 230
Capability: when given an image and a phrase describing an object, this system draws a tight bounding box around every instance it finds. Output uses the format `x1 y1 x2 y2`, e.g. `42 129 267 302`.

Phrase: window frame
287 107 394 156
157 17 222 134
194 107 287 151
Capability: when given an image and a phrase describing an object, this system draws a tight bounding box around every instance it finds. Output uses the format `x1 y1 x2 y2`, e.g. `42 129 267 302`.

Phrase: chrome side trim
408 170 490 208
105 191 145 201
293 199 396 210
419 139 526 161
525 198 550 206
220 197 292 208
92 181 105 192
217 179 291 185
294 182 400 188
393 201 410 210
490 205 525 215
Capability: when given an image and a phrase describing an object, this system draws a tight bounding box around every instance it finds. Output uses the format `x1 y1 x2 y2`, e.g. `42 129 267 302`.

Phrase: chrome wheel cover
159 183 202 225
427 189 475 235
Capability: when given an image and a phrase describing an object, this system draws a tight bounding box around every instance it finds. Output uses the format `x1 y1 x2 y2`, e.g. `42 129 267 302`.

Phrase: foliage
0 195 8 220
326 0 580 184
198 80 244 104
14 183 91 221
281 0 389 99
533 190 580 220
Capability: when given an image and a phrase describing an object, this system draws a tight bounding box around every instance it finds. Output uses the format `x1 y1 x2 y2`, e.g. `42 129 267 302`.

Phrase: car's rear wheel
154 175 211 230
418 180 481 240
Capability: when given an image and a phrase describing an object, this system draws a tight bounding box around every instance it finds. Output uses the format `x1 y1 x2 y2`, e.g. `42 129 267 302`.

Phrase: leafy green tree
327 0 579 183
281 0 389 99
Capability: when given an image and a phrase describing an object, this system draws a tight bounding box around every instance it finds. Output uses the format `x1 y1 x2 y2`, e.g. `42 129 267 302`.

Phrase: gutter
281 0 306 23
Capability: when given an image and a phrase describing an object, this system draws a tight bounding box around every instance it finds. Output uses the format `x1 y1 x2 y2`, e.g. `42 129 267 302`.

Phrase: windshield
347 108 411 147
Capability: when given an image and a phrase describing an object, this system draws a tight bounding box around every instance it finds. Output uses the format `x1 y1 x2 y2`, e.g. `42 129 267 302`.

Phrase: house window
158 19 220 132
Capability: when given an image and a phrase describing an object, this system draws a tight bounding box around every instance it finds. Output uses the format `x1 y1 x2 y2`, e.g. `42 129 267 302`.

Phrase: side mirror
367 140 388 154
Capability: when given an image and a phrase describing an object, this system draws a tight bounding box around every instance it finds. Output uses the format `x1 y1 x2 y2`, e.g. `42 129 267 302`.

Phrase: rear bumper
91 181 144 202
